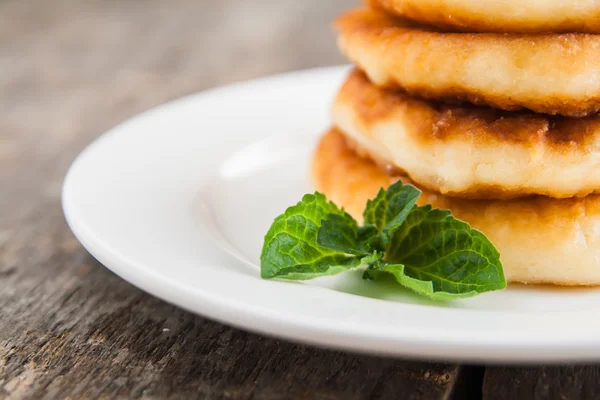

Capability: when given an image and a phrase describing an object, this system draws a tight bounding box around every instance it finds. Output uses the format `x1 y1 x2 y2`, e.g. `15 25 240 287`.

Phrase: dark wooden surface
1 1 599 399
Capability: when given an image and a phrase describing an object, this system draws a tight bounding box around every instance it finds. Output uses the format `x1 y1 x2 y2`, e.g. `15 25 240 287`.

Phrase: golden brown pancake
333 70 600 200
369 0 600 34
312 128 600 286
335 8 600 117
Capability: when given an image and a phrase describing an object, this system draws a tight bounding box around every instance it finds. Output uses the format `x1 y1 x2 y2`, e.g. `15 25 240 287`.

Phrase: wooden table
2 1 599 398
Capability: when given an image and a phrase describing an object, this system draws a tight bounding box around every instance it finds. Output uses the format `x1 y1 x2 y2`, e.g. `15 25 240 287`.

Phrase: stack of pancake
312 0 600 286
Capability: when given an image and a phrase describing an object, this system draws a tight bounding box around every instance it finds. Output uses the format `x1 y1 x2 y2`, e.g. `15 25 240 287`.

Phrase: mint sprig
260 181 506 299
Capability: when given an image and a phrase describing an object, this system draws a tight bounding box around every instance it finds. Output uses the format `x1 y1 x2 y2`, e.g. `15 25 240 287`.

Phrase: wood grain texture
483 367 600 400
0 0 463 398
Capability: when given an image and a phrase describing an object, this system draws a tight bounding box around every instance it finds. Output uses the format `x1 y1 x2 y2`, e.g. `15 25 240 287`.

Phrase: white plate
63 66 600 363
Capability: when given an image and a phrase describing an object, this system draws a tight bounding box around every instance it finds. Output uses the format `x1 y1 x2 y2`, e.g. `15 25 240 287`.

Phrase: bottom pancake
312 128 600 286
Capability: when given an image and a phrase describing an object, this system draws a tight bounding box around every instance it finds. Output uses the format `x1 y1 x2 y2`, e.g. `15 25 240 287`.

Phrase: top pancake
369 0 600 34
335 8 600 117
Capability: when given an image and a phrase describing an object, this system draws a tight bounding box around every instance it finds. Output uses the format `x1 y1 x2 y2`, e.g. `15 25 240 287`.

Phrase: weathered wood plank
0 209 462 399
0 0 463 398
483 367 600 400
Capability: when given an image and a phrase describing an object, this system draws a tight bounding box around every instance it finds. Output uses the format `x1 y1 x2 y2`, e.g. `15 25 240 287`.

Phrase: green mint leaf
261 193 368 280
375 263 478 300
357 224 384 252
363 180 421 239
317 213 364 255
317 214 383 255
380 205 505 298
361 251 384 267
